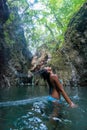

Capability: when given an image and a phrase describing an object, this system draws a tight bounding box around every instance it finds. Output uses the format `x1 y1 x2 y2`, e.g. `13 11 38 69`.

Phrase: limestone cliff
0 0 32 88
64 2 87 86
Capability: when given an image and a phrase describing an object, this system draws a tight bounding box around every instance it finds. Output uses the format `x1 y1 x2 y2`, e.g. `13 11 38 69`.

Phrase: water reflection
13 101 48 130
0 86 87 130
15 112 47 130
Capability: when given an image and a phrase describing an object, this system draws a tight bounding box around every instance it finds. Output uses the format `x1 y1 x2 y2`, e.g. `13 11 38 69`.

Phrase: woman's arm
53 75 77 108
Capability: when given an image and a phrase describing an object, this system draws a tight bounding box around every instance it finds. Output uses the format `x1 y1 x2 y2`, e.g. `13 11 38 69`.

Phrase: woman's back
49 73 61 99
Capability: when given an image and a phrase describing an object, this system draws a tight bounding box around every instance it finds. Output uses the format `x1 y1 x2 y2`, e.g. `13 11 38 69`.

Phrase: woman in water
40 66 77 108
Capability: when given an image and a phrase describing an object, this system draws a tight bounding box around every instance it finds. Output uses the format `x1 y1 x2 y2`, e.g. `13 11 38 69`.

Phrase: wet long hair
39 69 52 94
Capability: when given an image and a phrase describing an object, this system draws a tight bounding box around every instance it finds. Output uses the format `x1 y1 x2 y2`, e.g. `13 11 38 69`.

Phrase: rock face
64 2 87 86
0 0 33 88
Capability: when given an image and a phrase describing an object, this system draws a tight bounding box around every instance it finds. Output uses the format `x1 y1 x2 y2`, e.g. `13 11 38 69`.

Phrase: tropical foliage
6 0 86 53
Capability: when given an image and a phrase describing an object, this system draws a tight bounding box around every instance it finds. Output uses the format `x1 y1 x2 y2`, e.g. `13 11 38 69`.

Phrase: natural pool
0 85 87 130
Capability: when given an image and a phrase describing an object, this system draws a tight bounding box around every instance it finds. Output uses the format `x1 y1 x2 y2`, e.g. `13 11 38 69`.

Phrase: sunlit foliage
7 0 86 53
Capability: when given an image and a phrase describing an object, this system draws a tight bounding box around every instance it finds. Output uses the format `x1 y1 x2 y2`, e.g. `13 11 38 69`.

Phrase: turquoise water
0 86 87 130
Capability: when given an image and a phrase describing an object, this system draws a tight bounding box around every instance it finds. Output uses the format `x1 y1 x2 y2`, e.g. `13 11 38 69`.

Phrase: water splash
0 96 47 107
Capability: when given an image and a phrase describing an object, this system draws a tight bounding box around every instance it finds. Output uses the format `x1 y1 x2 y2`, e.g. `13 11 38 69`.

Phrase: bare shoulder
50 74 58 80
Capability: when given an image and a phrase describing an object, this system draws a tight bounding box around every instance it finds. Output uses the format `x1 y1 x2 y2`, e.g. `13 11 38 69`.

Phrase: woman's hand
70 102 78 108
